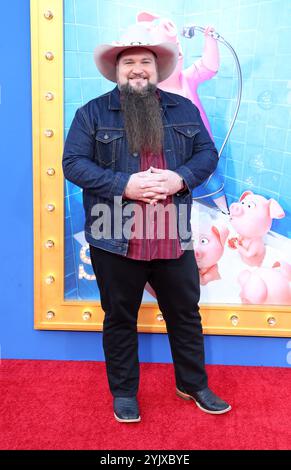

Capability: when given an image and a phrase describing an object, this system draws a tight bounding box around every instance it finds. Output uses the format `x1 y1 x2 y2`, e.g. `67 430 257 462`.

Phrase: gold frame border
31 0 291 336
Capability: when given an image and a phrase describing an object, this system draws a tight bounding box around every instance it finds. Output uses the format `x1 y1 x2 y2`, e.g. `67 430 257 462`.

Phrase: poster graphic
31 0 291 334
64 1 290 308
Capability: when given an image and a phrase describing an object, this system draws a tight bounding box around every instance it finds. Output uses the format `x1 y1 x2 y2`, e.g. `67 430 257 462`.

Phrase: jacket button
187 129 191 134
104 134 109 140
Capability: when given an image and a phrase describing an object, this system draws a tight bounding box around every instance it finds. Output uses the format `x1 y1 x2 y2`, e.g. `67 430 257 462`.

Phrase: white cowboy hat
94 23 178 83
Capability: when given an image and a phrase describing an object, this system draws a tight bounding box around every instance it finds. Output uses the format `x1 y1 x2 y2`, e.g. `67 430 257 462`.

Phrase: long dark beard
120 83 164 154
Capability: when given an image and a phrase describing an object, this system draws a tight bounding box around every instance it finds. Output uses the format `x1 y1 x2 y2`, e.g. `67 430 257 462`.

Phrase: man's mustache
120 82 157 97
128 74 148 79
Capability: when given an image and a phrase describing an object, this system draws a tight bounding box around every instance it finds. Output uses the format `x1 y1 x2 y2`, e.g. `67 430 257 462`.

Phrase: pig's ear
239 190 253 201
272 261 281 269
269 199 285 219
273 261 291 280
211 226 220 241
137 12 160 22
219 226 230 246
211 226 229 246
280 261 291 281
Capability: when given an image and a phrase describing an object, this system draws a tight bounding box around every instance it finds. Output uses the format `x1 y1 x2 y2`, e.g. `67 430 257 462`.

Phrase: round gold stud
45 51 54 61
46 168 55 176
45 240 55 248
44 129 54 137
45 275 55 285
44 10 54 20
83 311 92 321
267 316 277 326
230 315 239 326
46 310 55 320
46 203 55 212
45 92 54 101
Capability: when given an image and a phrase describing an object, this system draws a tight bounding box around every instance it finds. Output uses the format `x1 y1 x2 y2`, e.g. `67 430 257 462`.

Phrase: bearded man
63 24 231 423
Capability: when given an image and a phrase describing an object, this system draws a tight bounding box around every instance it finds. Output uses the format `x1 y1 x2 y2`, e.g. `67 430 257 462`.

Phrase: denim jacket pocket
173 125 200 160
95 129 123 167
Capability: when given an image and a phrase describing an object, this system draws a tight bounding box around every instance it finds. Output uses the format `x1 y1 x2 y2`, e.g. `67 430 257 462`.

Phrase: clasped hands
124 167 184 205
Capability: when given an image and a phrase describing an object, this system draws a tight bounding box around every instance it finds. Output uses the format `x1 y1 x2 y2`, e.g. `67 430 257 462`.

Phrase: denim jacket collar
108 85 179 111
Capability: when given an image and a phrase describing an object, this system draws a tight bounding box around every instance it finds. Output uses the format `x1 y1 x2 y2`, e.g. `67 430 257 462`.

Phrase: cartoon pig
229 191 285 267
193 224 229 285
136 12 228 214
238 261 291 305
137 11 219 139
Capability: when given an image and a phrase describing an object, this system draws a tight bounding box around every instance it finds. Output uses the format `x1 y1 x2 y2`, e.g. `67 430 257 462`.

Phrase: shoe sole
176 388 232 415
114 412 141 423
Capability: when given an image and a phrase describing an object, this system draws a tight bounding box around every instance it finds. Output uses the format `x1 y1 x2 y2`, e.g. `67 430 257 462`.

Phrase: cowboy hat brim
94 42 178 83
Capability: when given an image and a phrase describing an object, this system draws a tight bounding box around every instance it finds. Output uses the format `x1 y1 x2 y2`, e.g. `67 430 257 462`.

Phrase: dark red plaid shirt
126 150 183 261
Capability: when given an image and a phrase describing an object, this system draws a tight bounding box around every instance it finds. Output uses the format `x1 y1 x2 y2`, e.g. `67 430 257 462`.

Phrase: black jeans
89 245 208 397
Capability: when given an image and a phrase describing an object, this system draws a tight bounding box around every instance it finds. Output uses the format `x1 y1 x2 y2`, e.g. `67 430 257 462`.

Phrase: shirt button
132 152 138 157
104 134 109 140
187 129 191 134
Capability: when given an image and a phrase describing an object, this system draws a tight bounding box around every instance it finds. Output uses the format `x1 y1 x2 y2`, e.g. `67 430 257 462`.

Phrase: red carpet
0 360 290 450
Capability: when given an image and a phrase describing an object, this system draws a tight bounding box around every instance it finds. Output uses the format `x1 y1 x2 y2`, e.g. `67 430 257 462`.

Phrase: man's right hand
124 169 169 204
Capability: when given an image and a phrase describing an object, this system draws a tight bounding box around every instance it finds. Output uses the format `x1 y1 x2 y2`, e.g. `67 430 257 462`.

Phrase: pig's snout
194 249 203 261
230 203 243 217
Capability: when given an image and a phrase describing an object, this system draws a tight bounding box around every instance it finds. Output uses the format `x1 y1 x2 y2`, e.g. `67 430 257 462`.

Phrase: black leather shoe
176 387 231 414
113 397 141 423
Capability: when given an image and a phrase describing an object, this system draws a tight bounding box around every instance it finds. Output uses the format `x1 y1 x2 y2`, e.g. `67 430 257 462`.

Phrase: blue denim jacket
62 86 218 255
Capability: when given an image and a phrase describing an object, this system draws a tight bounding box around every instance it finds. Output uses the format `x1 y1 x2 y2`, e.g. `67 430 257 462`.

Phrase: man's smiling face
116 47 158 90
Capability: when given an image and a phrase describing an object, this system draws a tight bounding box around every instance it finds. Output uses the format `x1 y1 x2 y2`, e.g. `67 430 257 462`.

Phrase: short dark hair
116 48 157 64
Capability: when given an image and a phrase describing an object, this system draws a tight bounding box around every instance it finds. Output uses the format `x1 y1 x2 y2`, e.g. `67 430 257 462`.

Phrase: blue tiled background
1 0 291 366
64 0 291 299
